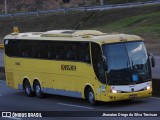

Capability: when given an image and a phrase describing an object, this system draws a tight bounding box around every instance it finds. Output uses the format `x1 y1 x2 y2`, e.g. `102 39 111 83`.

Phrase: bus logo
131 88 134 92
61 65 76 71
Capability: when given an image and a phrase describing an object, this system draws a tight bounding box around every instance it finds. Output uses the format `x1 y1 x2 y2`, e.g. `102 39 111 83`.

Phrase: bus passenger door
91 43 107 101
97 60 107 101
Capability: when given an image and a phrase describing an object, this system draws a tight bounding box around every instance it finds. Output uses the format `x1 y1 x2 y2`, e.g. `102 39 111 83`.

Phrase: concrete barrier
0 44 4 49
152 79 160 97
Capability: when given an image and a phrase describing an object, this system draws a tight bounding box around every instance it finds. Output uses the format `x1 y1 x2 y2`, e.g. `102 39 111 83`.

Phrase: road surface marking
150 97 160 100
58 103 94 110
6 117 22 120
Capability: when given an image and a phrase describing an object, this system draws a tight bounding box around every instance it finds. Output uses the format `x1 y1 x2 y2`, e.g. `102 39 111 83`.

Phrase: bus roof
4 30 143 45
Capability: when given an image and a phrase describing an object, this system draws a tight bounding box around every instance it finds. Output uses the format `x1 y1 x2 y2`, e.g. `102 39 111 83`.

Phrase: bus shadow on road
14 91 151 109
39 93 150 108
97 99 149 108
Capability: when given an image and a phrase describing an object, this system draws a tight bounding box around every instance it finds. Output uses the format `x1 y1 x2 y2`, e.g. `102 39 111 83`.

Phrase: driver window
91 43 106 84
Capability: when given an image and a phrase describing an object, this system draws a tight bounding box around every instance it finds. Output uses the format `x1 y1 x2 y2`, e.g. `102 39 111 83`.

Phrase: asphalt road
0 80 160 120
0 50 4 67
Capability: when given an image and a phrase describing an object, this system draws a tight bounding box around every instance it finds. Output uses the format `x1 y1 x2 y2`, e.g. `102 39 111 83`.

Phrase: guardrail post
100 0 104 6
37 11 39 16
112 4 115 9
10 14 13 19
64 8 66 13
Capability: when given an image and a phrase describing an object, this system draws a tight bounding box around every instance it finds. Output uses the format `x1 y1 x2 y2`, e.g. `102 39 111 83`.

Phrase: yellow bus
4 30 155 105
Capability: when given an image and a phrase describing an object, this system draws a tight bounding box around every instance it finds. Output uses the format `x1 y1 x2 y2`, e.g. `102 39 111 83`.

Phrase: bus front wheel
33 81 43 98
86 87 96 105
24 80 33 97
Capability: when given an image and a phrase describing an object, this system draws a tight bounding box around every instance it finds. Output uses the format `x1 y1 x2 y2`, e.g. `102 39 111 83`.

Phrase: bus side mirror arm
148 52 155 67
98 57 108 71
151 56 155 67
104 62 108 71
102 55 108 71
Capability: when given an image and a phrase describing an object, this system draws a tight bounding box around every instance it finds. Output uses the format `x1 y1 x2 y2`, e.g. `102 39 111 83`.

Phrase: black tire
86 87 96 105
24 80 33 97
34 81 43 98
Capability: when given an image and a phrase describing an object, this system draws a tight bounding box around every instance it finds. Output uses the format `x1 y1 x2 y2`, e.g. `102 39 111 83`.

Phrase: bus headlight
146 86 151 90
144 85 151 90
110 89 122 93
111 89 117 93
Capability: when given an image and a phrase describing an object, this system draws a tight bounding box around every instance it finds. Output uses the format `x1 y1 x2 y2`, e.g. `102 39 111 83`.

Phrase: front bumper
106 89 152 102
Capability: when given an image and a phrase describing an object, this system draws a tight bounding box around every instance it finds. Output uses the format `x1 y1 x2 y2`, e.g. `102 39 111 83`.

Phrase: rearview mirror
98 56 108 71
101 56 108 71
148 52 155 67
151 56 155 67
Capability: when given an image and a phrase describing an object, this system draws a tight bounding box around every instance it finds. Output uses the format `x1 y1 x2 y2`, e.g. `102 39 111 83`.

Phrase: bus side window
85 47 90 63
56 50 63 60
51 43 56 59
55 43 64 60
40 42 52 59
17 41 31 58
47 44 53 59
5 40 17 56
78 42 91 63
31 41 41 58
64 43 78 61
91 43 106 84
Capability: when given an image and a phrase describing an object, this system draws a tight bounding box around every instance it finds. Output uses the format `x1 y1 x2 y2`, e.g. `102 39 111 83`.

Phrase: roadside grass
94 11 160 37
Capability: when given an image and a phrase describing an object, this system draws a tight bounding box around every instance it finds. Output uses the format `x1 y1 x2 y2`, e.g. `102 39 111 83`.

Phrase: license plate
129 94 137 98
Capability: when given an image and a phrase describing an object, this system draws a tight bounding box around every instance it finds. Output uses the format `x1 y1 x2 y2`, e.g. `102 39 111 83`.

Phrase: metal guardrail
0 0 159 19
0 44 4 49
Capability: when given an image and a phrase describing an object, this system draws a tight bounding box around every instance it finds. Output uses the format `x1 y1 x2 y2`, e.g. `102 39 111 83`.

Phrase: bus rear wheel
33 81 43 98
24 80 33 97
86 87 96 105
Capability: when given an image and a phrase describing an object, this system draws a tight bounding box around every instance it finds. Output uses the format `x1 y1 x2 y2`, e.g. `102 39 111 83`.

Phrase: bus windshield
102 41 151 85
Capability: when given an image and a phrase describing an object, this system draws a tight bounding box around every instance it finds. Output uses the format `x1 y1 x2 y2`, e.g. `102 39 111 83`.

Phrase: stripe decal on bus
43 88 82 98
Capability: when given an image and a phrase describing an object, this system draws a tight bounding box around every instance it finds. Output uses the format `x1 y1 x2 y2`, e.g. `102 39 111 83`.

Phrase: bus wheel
86 87 96 105
34 81 43 98
24 80 33 97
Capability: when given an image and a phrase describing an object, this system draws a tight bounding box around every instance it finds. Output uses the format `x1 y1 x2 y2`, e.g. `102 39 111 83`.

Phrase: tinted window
4 39 17 56
103 42 151 85
4 39 91 63
31 41 41 58
17 41 31 57
41 42 54 59
78 42 90 63
91 42 106 83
